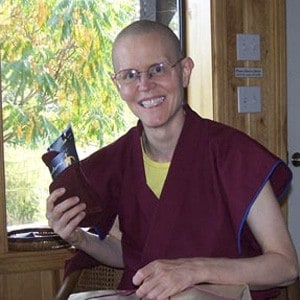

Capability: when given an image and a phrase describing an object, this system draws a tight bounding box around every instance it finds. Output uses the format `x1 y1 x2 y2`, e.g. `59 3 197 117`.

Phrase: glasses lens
149 63 166 77
115 69 138 84
113 60 182 87
125 70 139 82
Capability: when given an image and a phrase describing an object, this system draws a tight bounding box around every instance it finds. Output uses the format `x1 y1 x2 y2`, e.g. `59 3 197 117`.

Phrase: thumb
132 268 146 286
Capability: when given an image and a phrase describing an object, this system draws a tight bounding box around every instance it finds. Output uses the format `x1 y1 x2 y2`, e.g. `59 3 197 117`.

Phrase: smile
140 97 165 108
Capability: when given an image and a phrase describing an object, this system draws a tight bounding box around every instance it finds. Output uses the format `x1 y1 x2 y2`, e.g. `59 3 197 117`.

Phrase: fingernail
59 187 66 193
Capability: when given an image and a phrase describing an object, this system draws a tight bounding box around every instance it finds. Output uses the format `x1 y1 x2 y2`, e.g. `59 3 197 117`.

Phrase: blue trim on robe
237 159 293 254
93 225 106 240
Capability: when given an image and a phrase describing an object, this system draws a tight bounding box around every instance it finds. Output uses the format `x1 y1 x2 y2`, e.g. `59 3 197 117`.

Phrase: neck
142 108 186 162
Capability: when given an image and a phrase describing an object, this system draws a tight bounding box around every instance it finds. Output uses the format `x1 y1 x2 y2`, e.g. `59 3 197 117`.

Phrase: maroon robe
64 105 292 300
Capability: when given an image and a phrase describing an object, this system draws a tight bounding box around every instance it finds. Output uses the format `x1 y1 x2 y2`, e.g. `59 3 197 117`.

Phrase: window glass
0 0 182 230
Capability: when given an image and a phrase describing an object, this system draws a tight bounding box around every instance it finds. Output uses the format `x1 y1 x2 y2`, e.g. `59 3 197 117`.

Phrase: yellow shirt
142 147 170 199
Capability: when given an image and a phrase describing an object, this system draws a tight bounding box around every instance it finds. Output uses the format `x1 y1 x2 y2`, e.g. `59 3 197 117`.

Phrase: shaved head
112 20 183 69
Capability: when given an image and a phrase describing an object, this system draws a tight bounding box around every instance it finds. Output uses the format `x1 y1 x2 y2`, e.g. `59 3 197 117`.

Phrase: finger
142 285 167 300
47 197 85 234
46 188 66 213
49 200 85 229
50 203 86 239
133 262 158 288
136 275 180 300
58 202 86 225
135 275 163 299
58 211 86 241
53 196 82 216
133 266 149 286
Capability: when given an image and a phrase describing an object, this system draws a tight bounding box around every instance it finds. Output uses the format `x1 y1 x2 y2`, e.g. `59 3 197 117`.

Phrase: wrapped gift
42 125 103 227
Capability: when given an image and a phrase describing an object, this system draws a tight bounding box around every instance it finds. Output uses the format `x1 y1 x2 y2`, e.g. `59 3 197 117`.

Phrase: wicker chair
55 264 124 300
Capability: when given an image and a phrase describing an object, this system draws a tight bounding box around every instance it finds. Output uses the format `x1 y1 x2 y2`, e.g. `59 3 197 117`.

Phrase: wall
188 0 287 158
210 0 287 161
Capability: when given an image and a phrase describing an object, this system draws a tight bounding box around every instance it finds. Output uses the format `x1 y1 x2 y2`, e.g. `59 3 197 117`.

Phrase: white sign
235 67 263 78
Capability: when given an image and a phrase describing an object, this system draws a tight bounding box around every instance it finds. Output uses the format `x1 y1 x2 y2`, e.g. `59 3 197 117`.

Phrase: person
46 20 299 300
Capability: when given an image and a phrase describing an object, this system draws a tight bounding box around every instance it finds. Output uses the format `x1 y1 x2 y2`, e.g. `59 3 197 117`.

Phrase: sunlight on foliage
1 0 139 226
1 0 138 148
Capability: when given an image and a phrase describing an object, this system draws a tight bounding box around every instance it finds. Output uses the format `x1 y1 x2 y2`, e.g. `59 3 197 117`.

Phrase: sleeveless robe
65 105 292 299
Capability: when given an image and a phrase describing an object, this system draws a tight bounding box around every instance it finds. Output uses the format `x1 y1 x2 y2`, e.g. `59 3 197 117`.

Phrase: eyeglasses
111 58 184 88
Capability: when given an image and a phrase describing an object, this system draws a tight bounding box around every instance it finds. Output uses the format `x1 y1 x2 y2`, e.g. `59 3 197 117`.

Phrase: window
0 0 184 246
1 0 140 231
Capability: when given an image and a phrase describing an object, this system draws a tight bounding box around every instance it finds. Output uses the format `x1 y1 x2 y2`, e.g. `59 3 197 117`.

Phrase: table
68 284 251 299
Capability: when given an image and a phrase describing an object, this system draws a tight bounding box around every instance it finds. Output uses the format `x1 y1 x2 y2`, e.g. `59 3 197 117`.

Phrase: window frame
0 47 7 253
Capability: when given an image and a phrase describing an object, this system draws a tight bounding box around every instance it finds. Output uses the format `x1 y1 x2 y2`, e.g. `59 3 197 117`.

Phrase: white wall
286 0 300 269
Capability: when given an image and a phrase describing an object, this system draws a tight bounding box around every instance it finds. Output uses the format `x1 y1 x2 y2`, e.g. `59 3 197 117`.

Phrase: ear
181 57 194 88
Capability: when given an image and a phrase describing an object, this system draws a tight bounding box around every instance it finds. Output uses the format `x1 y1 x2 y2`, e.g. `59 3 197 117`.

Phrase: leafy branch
1 0 137 148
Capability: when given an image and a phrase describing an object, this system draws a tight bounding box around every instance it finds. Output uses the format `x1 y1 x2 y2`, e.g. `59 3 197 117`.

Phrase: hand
46 188 86 245
132 259 194 300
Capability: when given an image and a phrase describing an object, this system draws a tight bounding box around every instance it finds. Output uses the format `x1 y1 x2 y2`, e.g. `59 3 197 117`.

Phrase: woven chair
55 263 124 300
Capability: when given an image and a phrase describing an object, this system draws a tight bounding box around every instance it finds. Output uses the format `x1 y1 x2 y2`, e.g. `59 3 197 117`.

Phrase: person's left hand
132 259 195 300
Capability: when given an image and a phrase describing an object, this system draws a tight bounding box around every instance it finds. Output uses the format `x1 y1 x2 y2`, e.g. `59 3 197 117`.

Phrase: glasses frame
111 58 184 88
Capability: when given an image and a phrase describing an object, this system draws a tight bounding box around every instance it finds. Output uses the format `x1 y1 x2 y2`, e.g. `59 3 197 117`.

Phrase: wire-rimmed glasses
111 58 184 88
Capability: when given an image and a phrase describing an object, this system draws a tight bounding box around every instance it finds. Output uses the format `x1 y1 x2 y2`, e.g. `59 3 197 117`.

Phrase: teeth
141 97 164 108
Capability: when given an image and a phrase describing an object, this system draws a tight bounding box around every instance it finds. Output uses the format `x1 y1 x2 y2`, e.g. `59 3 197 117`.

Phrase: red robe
65 105 292 300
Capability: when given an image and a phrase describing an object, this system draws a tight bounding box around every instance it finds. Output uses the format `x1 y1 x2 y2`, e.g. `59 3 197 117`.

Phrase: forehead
113 32 177 71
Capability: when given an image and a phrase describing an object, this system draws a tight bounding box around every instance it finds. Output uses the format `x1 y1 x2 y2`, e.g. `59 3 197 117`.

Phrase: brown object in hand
42 152 103 228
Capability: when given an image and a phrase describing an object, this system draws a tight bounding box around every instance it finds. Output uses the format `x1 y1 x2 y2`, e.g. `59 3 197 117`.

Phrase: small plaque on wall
235 67 263 78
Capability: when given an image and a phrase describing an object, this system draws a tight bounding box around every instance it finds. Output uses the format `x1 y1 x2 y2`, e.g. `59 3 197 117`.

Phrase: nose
137 72 155 90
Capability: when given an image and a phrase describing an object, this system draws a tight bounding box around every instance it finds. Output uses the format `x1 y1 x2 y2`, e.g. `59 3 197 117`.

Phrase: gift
42 125 103 227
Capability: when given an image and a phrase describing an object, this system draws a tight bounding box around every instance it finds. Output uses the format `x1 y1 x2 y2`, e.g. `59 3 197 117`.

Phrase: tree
0 0 137 148
0 0 138 226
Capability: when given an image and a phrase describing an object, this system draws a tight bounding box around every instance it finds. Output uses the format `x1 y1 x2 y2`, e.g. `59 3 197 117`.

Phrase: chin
142 119 168 129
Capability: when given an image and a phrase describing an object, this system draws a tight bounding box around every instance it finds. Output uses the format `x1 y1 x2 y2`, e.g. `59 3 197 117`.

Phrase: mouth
139 96 165 108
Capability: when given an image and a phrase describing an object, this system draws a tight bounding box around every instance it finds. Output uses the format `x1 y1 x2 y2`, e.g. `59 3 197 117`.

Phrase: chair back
56 264 124 300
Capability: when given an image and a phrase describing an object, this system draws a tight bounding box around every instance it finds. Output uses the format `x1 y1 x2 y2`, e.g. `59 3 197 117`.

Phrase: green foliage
5 146 47 226
1 0 139 226
0 0 137 148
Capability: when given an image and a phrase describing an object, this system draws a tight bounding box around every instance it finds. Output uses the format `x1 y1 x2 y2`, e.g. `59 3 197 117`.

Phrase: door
287 0 300 266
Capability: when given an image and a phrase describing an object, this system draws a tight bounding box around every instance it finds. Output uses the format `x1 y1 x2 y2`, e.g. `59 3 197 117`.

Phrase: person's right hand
46 187 86 245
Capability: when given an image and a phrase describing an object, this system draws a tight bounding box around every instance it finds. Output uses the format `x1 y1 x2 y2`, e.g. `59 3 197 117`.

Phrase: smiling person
46 20 298 300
